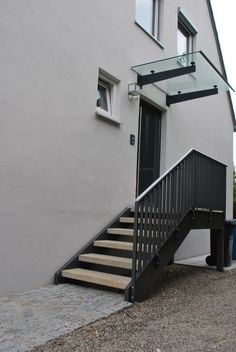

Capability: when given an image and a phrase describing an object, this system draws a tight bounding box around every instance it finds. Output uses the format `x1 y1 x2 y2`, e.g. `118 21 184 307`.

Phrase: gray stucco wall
0 0 234 294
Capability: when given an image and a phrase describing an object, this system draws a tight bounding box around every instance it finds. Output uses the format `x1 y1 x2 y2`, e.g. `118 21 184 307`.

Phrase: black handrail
132 149 227 282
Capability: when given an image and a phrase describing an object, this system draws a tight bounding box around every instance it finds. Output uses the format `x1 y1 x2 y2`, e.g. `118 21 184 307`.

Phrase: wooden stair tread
119 217 172 224
120 217 135 224
79 253 132 269
61 268 131 289
107 228 134 236
107 228 168 236
94 240 133 251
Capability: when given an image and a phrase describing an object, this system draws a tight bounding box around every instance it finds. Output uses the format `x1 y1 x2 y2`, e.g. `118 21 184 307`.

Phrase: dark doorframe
136 100 162 196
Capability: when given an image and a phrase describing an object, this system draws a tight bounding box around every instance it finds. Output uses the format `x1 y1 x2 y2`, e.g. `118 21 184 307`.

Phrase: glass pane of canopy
131 51 234 95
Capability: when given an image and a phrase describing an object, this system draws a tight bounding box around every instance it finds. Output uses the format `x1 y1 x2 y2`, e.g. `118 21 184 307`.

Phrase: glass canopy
131 51 234 96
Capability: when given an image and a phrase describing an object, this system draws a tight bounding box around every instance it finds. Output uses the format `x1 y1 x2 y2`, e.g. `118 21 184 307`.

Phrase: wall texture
0 0 234 294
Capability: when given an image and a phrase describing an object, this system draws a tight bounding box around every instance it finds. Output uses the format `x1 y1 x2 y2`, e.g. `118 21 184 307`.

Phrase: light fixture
128 83 140 101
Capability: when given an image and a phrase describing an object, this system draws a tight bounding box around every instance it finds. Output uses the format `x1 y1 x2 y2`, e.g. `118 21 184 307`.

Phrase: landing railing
132 149 226 281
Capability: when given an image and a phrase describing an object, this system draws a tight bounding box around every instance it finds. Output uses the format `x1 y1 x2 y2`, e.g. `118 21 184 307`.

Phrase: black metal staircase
55 149 227 302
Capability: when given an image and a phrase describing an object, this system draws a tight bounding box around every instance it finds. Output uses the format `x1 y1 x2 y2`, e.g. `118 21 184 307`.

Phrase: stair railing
132 149 227 282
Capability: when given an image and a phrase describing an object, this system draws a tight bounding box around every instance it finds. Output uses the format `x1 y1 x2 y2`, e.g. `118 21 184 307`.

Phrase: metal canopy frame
166 86 218 107
137 62 219 106
132 51 233 107
137 63 196 88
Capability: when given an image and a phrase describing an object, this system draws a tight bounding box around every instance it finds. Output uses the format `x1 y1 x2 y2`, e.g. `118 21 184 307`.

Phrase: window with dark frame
177 20 193 56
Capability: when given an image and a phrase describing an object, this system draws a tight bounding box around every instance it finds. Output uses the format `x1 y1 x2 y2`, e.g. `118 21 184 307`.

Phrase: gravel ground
30 265 236 352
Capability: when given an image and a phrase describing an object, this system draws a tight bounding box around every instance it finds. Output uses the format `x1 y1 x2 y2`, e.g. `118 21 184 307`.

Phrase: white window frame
135 0 161 41
97 79 112 114
96 69 120 125
152 0 160 39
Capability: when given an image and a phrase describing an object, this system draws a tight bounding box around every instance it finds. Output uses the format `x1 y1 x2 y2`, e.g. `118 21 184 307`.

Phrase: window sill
96 108 121 126
135 22 165 49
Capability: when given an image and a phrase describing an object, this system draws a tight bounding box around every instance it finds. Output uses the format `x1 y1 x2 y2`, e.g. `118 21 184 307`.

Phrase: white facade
0 0 234 294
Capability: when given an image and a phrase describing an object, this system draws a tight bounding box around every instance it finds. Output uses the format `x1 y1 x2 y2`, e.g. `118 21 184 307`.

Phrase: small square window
136 0 161 40
96 69 120 125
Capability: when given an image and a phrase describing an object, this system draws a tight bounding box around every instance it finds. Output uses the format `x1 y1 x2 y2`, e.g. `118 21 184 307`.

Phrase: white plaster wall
0 0 233 293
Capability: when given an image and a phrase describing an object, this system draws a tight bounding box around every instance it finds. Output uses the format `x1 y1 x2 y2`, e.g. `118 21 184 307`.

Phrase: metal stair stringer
124 210 193 302
125 208 225 302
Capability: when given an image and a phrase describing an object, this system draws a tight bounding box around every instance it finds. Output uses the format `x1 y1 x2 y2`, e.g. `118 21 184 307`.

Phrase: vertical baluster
182 160 185 215
138 200 144 272
194 153 197 208
196 154 200 208
208 159 211 210
219 164 224 210
132 201 139 282
186 156 190 212
187 156 190 211
202 157 205 208
172 168 177 229
153 187 158 252
192 152 197 209
189 154 193 209
176 166 180 224
210 162 213 210
169 172 173 233
211 162 214 209
165 177 168 242
204 158 207 209
203 158 206 209
216 163 219 210
162 178 166 246
148 191 154 260
185 157 189 213
178 164 182 222
157 182 162 251
180 162 184 219
218 163 224 211
223 165 226 214
186 155 190 211
166 174 171 239
218 163 220 209
143 196 149 267
219 164 223 210
200 156 203 207
190 153 194 209
198 154 201 208
206 157 209 209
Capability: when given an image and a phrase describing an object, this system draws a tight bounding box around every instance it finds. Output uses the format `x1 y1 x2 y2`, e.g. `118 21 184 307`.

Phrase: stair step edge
79 253 132 269
107 228 134 236
94 240 133 251
61 268 131 289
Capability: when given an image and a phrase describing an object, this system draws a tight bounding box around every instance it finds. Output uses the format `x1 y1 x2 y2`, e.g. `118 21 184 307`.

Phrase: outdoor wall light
128 83 141 101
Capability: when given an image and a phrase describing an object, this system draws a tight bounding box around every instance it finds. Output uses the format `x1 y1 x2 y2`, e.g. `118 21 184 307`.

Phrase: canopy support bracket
166 87 218 106
137 63 196 88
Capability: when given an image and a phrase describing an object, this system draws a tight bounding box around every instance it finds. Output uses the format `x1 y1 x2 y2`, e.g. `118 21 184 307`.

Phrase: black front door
137 100 162 195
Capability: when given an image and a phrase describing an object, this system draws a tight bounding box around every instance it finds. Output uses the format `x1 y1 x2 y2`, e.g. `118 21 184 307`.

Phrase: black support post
206 229 217 266
216 228 224 272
